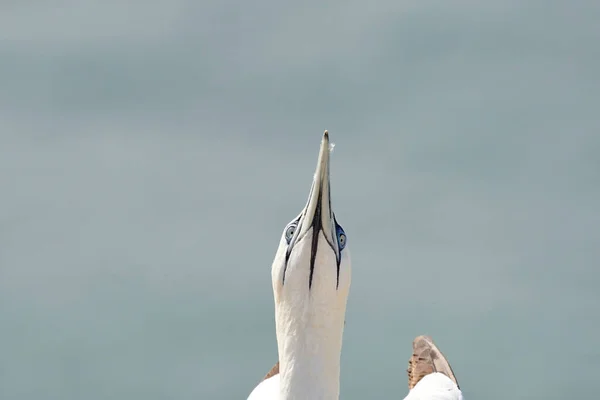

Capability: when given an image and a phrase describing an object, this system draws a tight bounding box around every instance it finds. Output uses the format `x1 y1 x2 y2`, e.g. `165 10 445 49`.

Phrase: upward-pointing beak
297 130 334 243
298 131 334 241
292 130 339 289
282 130 341 289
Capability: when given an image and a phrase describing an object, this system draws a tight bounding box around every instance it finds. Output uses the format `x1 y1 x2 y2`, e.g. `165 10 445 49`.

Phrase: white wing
403 372 464 400
247 374 280 400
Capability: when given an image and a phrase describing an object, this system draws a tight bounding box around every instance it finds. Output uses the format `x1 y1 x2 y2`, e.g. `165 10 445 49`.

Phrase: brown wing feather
260 335 458 390
407 335 459 390
262 361 279 381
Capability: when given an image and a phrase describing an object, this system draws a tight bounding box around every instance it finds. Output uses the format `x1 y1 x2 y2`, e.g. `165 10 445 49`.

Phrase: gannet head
271 130 351 337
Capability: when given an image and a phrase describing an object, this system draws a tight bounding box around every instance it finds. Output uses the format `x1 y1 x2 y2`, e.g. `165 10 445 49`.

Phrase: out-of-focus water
1 2 599 399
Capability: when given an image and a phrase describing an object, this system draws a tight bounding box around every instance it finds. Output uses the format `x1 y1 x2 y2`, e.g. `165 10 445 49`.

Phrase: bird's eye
336 223 346 250
285 223 297 244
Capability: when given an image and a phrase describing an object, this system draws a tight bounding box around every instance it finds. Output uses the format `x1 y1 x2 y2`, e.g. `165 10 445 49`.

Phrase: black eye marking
282 215 302 285
285 224 296 243
281 193 345 290
333 215 346 289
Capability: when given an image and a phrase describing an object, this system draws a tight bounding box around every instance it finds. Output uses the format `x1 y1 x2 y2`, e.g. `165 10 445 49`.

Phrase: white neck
275 300 346 400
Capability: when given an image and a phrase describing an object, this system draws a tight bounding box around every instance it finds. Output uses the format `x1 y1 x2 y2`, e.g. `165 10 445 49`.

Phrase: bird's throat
275 305 346 400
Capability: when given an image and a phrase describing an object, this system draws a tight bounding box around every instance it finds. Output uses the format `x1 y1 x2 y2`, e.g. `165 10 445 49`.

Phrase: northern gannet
247 131 464 399
248 130 351 399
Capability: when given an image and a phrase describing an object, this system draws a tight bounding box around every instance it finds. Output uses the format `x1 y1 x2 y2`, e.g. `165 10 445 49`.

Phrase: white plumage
404 373 463 400
248 374 279 400
247 131 464 399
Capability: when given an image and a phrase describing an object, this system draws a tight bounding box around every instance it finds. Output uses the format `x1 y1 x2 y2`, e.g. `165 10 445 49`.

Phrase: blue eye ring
335 223 346 250
285 223 297 244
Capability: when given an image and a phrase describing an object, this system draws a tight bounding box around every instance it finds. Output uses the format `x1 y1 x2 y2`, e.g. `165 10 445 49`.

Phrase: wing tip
407 335 460 390
262 361 279 381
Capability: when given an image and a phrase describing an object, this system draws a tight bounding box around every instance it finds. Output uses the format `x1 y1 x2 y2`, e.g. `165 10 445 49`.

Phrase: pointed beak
282 130 341 289
297 130 334 242
298 130 339 289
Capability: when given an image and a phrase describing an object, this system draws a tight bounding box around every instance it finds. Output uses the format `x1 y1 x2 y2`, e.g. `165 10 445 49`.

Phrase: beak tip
323 130 329 139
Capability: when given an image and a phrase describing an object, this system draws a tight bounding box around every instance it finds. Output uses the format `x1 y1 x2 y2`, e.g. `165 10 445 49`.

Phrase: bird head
271 130 351 327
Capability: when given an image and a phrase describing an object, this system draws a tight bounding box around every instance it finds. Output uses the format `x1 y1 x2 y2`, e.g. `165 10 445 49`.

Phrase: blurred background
1 1 599 399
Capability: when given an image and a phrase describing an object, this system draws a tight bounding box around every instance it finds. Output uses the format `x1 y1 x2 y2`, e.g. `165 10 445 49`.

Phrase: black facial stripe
333 214 341 289
282 181 340 290
308 195 339 289
328 179 342 289
328 181 332 225
308 190 322 290
282 214 302 285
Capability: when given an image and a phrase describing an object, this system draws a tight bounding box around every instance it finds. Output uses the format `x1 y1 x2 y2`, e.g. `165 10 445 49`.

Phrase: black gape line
328 182 342 290
282 189 341 290
333 214 341 290
307 190 322 290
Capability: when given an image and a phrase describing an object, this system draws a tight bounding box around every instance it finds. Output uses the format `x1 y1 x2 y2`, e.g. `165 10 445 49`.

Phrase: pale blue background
1 1 599 399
